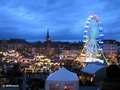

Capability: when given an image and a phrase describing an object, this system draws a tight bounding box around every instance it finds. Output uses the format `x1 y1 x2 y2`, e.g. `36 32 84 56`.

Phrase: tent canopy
81 64 105 75
46 67 79 81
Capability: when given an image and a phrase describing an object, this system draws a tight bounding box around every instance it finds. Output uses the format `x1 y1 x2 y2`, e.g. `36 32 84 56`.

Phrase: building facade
0 31 120 63
102 40 118 62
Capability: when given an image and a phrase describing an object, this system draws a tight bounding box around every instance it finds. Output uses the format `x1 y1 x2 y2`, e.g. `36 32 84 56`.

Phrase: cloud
0 0 120 42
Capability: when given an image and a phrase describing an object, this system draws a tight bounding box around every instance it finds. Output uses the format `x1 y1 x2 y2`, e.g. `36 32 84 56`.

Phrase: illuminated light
7 61 10 63
99 34 104 36
84 45 87 47
84 30 88 32
89 15 93 18
64 86 67 89
85 25 89 28
83 40 86 42
95 17 100 21
99 41 103 43
98 21 102 24
97 54 101 56
92 14 97 17
81 54 85 56
99 27 103 29
55 84 60 86
91 77 93 82
84 35 88 37
98 48 103 51
86 21 90 24
87 17 91 20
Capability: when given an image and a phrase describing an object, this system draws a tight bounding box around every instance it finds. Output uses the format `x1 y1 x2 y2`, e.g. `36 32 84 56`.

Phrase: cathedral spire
46 28 50 41
46 28 50 38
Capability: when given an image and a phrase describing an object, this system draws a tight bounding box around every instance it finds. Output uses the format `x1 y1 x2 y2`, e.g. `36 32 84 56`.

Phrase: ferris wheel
81 14 104 62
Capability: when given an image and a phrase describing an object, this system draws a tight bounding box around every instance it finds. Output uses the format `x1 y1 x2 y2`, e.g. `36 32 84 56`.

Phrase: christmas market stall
80 64 106 85
45 67 79 90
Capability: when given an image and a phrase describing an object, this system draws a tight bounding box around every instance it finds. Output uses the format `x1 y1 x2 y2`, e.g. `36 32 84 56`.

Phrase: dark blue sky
0 0 120 42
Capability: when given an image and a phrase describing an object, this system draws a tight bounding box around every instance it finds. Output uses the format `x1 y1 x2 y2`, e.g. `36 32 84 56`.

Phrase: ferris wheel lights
99 34 104 36
99 27 103 29
85 25 89 28
92 14 97 16
99 41 103 44
98 21 102 24
87 17 91 20
84 35 88 37
82 14 104 63
86 21 90 24
98 48 102 51
84 30 88 32
95 17 100 21
89 15 93 18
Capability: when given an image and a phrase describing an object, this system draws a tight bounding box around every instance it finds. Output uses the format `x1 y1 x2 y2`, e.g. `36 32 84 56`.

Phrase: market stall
45 67 79 90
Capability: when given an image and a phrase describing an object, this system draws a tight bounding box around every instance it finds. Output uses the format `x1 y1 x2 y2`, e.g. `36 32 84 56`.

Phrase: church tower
45 28 51 57
46 28 51 42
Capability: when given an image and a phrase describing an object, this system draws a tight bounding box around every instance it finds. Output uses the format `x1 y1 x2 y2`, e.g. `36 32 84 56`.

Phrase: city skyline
0 0 120 42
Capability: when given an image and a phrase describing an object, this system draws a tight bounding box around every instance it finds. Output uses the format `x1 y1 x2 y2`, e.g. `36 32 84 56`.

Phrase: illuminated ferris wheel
81 14 104 62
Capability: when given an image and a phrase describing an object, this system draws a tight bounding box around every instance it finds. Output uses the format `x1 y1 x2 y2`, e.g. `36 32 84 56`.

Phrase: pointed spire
46 28 50 38
46 28 50 41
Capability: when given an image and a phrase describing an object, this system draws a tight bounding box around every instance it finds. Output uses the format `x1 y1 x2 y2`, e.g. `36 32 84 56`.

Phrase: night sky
0 0 120 42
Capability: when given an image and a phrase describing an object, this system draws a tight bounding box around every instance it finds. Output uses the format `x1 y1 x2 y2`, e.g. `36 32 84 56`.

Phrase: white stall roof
46 67 79 81
81 64 105 75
